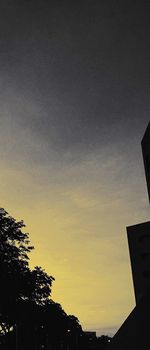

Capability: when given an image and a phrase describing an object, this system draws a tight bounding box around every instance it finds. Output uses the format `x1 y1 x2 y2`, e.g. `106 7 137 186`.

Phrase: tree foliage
0 208 83 349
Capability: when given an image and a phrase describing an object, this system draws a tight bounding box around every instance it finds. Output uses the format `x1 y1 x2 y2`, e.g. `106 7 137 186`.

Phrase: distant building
83 332 111 350
83 332 97 350
84 331 97 339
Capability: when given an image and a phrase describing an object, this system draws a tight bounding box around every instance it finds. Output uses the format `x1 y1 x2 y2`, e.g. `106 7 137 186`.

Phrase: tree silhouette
0 208 83 349
0 208 33 334
28 266 54 305
0 208 54 334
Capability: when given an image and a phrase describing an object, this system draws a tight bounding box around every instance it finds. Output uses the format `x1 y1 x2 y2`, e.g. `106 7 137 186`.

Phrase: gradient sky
0 0 150 336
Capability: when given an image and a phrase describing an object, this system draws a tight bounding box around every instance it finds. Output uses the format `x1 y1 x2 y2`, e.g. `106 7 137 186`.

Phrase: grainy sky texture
0 0 150 335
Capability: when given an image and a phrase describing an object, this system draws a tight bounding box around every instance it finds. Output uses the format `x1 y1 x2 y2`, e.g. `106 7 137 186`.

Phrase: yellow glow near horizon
0 149 149 335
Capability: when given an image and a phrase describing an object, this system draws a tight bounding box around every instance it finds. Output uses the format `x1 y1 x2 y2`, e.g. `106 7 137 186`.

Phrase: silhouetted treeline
0 208 83 350
0 208 112 350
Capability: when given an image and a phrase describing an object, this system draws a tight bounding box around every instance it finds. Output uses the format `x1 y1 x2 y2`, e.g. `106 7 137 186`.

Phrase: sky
0 0 150 336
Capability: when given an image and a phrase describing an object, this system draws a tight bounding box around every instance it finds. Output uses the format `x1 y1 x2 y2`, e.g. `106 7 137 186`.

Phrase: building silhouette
127 221 150 304
141 121 150 203
108 121 150 349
